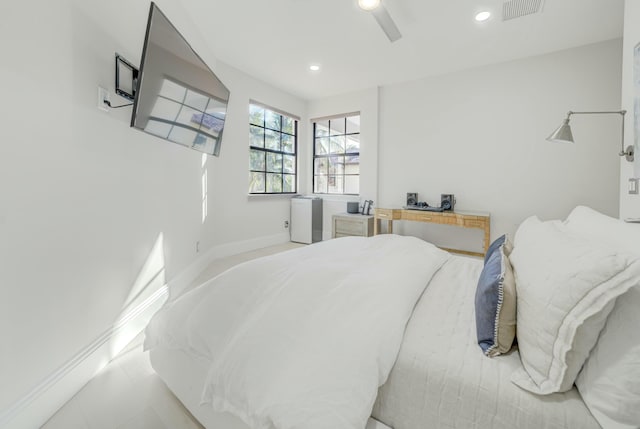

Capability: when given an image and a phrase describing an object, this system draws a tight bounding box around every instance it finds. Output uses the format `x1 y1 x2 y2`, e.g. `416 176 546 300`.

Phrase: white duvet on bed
145 235 449 429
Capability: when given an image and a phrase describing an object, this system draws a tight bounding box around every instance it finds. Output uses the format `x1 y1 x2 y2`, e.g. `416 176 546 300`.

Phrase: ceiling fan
358 0 402 42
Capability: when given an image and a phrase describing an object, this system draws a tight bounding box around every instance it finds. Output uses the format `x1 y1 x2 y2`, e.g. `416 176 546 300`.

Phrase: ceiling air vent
502 0 545 21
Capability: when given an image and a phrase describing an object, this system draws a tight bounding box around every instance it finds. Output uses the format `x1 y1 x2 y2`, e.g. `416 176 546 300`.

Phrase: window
249 103 298 194
313 114 360 195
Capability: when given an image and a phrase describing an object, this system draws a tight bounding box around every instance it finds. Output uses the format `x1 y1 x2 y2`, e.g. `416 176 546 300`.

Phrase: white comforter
144 235 449 429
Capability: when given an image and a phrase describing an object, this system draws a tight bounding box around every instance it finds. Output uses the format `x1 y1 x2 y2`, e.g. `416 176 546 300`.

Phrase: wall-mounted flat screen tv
131 2 230 156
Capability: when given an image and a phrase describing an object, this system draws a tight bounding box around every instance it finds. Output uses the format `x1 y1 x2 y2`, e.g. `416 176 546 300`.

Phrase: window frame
248 103 298 195
312 114 360 196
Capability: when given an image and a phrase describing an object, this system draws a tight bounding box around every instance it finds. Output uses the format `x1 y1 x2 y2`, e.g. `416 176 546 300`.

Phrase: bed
144 207 640 429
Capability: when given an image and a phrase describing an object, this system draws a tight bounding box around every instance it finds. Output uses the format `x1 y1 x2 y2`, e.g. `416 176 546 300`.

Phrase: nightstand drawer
375 208 395 219
332 214 374 238
336 219 367 235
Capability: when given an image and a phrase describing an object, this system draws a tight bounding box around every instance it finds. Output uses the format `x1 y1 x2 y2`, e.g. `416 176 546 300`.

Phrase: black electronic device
404 204 444 212
441 194 455 211
406 193 418 206
131 2 230 157
115 54 138 101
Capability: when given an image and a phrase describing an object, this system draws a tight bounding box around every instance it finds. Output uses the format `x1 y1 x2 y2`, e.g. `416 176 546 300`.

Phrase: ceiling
181 0 624 100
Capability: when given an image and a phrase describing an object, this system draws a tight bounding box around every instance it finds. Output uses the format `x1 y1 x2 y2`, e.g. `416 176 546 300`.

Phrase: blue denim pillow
484 234 513 264
475 235 516 357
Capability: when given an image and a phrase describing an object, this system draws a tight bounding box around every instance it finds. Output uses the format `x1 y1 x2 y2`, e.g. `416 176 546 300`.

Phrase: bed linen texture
372 256 599 429
144 235 449 429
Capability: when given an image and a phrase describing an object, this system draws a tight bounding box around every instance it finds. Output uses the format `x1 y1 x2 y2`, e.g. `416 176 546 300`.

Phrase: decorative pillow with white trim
475 235 516 357
509 216 640 394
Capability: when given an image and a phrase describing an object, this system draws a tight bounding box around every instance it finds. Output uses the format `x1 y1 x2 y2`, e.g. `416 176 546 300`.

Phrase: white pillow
575 286 640 429
565 205 640 256
509 216 640 395
564 206 640 428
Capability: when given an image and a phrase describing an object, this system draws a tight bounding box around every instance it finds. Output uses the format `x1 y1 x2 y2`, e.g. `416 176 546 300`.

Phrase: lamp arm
567 110 627 116
565 110 632 160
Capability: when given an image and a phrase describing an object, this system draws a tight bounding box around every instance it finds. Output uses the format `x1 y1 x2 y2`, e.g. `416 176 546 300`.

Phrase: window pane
266 152 282 173
250 149 265 171
282 134 295 154
283 155 295 173
250 105 264 126
265 110 281 131
328 175 344 194
315 137 329 155
345 175 360 194
329 156 344 175
345 155 360 175
265 130 281 151
282 116 295 135
330 118 345 136
315 120 329 137
314 157 328 175
346 115 360 134
346 135 360 154
314 175 327 193
267 173 283 193
330 136 345 154
249 172 265 193
283 174 295 193
250 125 264 148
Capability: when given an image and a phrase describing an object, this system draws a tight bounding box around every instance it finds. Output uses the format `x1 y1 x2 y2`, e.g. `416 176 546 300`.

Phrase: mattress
371 256 599 429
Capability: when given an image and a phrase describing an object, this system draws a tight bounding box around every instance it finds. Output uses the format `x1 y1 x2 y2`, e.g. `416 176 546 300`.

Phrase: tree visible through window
249 104 297 194
313 114 360 195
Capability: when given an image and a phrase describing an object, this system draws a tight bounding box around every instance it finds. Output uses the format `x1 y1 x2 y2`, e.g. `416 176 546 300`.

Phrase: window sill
312 194 360 202
247 193 297 200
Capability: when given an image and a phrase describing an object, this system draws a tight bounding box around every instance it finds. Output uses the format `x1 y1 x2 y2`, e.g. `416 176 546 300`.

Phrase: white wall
378 39 623 253
203 60 307 249
620 0 640 218
306 88 379 240
0 0 305 426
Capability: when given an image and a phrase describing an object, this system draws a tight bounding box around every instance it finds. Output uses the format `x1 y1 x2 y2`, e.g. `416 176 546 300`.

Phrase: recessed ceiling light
358 0 381 11
309 64 321 72
475 11 491 22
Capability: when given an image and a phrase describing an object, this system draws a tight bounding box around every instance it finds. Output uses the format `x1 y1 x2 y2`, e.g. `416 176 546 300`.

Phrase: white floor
42 241 304 429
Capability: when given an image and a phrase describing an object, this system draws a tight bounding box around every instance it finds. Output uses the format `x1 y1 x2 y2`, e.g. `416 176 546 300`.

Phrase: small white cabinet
332 213 374 238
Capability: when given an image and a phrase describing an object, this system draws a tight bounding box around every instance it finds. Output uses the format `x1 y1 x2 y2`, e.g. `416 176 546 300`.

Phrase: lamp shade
547 119 574 143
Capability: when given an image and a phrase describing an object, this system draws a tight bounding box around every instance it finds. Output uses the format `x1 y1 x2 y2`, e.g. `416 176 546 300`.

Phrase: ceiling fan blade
372 5 402 42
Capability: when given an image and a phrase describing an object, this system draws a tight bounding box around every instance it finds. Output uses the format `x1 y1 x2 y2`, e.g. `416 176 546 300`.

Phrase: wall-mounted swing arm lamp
547 110 634 162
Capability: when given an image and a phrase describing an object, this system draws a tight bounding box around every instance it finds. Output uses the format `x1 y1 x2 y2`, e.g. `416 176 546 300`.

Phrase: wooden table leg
483 222 490 255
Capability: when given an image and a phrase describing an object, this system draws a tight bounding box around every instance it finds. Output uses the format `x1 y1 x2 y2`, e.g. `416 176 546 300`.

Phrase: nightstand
332 213 374 238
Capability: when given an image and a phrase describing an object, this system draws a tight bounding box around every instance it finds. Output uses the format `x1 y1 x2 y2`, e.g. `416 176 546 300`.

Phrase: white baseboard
0 232 290 429
0 286 168 429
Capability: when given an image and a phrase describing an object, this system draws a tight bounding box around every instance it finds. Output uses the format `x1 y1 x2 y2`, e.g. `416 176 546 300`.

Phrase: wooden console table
374 208 491 257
